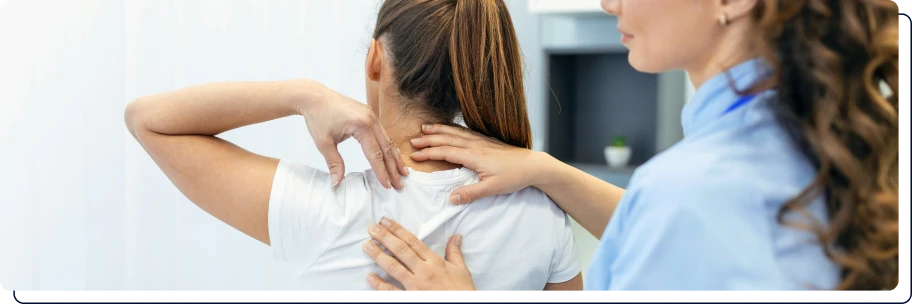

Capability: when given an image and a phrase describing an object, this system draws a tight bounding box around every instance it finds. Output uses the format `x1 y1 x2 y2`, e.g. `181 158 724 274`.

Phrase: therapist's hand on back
362 218 476 290
410 124 544 204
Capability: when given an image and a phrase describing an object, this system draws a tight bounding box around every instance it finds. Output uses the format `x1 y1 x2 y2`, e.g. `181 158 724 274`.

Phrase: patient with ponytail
265 0 582 290
126 0 580 290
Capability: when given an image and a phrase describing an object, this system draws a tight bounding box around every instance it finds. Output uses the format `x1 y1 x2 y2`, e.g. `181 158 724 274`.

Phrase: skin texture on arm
532 153 624 238
124 79 406 245
129 129 279 244
411 124 623 238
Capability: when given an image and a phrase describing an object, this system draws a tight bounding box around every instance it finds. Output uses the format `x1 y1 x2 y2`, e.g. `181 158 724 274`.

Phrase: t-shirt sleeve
548 211 582 284
268 159 365 270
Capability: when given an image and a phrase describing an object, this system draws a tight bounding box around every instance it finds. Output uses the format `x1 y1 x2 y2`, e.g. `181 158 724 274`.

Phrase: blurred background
0 0 694 290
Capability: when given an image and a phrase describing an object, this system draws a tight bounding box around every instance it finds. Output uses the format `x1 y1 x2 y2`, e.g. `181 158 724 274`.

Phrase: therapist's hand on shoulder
362 217 477 290
410 124 543 204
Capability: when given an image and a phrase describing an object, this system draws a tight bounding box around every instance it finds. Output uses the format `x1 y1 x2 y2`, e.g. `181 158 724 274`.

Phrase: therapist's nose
601 0 620 15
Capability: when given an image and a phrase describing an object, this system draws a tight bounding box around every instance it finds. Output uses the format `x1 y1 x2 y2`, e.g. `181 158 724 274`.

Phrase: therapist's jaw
363 0 533 171
601 0 760 88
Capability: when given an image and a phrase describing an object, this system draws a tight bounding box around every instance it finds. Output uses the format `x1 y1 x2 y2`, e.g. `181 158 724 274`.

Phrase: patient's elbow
123 98 146 139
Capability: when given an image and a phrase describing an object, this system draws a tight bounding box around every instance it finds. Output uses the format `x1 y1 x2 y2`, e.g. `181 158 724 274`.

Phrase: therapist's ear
366 39 384 82
717 0 760 24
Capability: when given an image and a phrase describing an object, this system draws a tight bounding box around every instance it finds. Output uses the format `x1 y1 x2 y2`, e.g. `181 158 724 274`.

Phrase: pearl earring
718 13 729 26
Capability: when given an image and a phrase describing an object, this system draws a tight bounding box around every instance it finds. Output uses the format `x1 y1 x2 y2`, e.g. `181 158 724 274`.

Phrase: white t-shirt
268 160 580 290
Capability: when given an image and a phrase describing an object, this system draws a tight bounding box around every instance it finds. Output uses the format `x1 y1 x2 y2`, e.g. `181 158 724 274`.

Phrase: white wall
0 0 385 290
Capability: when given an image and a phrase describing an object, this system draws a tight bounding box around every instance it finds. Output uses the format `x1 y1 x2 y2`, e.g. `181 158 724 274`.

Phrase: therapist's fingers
363 240 414 284
445 235 466 267
380 217 436 261
421 124 483 140
367 273 402 291
410 134 473 149
449 180 496 205
410 146 477 168
369 222 425 267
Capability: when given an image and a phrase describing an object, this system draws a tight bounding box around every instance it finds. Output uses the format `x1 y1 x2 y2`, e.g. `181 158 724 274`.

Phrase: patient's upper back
268 161 580 290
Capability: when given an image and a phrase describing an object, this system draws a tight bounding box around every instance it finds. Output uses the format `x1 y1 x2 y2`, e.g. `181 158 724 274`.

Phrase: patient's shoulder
468 186 566 220
275 160 372 206
507 186 560 209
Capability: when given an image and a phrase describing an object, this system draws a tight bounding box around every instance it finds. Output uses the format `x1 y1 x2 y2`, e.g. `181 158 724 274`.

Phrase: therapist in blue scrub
361 0 899 290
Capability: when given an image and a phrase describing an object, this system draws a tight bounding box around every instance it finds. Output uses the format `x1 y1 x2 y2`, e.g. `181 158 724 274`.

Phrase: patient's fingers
363 240 413 284
353 127 392 189
421 124 483 140
380 217 436 261
315 137 346 187
367 273 402 291
373 121 406 189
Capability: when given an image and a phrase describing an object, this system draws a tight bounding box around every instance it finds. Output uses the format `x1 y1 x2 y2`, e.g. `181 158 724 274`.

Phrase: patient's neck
378 99 462 173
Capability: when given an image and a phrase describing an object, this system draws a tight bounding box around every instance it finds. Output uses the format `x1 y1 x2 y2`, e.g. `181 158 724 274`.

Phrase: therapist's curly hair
750 0 899 290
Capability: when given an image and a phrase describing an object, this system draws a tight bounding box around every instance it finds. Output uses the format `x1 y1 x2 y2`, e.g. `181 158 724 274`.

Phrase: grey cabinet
537 15 689 185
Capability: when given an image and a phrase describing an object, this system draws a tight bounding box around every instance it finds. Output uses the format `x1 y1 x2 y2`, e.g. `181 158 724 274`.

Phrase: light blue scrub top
584 59 840 290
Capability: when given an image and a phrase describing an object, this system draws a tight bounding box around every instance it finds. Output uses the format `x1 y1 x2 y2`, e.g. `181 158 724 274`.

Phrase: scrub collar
681 58 772 137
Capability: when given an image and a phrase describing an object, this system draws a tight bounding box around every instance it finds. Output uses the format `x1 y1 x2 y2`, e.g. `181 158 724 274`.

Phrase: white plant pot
604 146 632 168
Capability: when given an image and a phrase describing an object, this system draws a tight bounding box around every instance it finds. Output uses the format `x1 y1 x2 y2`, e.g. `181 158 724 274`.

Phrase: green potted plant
604 135 631 168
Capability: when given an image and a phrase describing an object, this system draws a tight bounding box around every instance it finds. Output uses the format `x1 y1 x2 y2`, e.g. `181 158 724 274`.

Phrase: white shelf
528 0 604 14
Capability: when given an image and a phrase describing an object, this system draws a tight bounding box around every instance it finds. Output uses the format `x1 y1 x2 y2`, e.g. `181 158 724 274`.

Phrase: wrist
528 151 561 188
288 78 327 116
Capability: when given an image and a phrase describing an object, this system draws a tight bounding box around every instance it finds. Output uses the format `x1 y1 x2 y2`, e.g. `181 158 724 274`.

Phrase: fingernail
369 223 381 233
411 151 422 158
366 275 376 284
364 240 375 250
411 138 421 145
455 235 462 246
422 124 430 131
380 217 392 227
450 194 461 204
331 174 340 187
